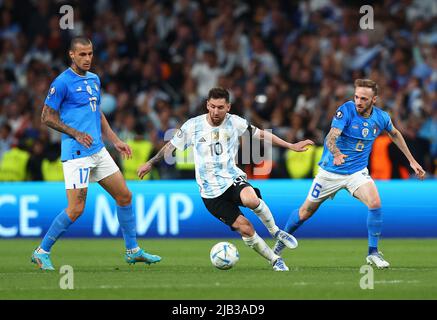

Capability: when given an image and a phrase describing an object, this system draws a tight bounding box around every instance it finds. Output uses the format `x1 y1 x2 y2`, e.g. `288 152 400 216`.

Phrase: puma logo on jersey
76 87 82 91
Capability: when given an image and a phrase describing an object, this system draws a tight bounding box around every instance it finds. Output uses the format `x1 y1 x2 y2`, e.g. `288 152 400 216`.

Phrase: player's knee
66 206 85 221
368 199 381 210
239 224 254 238
234 217 254 237
241 196 260 209
299 207 313 221
115 190 132 206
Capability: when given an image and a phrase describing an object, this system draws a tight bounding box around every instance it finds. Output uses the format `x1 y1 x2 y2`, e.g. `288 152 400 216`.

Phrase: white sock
242 232 279 264
126 246 140 254
253 199 279 236
36 247 50 254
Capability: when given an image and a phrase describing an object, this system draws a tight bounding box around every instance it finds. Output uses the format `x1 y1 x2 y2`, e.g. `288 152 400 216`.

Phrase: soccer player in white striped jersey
138 87 314 271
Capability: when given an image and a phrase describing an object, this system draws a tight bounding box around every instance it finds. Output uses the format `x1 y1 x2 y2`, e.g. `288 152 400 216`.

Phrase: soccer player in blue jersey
31 37 161 270
273 79 426 268
137 87 314 271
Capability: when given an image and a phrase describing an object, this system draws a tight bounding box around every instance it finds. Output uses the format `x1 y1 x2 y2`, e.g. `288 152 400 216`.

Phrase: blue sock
117 204 138 250
284 209 304 234
367 208 382 255
40 210 73 252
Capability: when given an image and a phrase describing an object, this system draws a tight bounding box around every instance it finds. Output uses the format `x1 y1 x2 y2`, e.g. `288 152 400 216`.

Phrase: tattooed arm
137 142 176 179
325 127 347 165
41 105 93 148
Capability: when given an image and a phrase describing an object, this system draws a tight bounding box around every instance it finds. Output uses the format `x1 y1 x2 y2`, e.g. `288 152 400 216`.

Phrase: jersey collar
68 67 88 78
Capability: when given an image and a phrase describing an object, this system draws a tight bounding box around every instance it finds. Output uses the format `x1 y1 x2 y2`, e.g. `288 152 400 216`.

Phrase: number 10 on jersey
209 142 223 156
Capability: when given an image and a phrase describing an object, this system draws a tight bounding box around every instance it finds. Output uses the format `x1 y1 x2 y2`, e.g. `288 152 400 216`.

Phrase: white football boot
272 257 289 271
366 251 390 269
273 230 298 250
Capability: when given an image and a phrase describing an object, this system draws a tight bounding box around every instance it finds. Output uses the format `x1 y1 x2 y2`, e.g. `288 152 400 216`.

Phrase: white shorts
62 147 119 189
307 167 373 202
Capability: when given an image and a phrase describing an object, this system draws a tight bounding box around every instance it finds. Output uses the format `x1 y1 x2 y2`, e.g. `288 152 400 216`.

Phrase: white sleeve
170 119 193 150
231 114 257 137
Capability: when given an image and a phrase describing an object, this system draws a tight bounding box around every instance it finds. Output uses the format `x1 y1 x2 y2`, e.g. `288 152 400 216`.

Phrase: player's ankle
269 226 280 236
36 247 50 254
126 247 140 254
368 246 378 255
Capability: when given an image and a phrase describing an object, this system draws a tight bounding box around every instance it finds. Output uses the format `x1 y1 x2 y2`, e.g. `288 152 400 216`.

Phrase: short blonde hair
354 79 378 96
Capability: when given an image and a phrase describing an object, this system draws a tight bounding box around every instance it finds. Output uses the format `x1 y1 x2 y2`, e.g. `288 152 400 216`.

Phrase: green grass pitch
1 238 436 299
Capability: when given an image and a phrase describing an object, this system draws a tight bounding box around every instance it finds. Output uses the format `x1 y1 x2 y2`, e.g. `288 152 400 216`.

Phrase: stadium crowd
0 0 436 181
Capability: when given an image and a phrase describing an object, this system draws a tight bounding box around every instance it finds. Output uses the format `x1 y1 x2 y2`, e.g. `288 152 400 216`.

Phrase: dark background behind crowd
0 0 436 181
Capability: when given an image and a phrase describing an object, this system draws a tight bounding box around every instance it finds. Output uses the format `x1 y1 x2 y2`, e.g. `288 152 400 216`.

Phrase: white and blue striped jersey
170 113 256 198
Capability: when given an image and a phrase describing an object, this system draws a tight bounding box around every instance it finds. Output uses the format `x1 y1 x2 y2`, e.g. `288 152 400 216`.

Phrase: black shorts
202 176 262 231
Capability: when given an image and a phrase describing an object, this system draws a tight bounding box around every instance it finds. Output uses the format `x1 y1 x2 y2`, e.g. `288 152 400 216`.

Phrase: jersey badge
335 111 343 119
86 85 92 95
362 128 369 137
49 87 56 95
212 131 219 141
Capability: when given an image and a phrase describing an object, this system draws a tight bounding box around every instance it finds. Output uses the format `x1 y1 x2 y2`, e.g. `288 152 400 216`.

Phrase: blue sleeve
331 103 350 131
44 78 67 111
383 112 394 132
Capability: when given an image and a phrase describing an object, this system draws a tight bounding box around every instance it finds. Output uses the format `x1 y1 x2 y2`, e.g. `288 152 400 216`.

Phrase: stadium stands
0 0 435 181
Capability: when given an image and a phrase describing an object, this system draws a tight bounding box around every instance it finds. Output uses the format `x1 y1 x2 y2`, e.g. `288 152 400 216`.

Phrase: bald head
70 36 92 51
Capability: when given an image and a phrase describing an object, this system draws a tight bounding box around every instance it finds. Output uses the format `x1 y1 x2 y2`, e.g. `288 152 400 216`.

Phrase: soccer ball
210 241 239 270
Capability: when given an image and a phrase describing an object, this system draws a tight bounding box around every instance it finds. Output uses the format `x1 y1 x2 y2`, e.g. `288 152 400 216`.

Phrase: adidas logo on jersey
198 137 206 143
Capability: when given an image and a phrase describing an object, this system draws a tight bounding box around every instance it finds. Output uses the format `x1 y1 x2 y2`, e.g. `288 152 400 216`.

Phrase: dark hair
69 36 92 51
354 79 378 96
207 87 230 103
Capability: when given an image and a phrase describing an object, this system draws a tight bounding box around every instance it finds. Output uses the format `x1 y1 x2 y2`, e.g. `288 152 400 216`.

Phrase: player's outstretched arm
254 129 314 152
100 111 132 159
137 142 176 179
41 105 93 148
388 126 426 179
326 127 347 165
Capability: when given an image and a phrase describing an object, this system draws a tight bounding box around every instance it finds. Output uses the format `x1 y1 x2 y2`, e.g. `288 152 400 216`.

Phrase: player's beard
212 117 222 125
356 101 373 117
209 114 225 126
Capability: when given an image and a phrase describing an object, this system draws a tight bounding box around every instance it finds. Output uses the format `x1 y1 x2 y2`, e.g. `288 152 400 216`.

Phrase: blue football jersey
44 68 104 161
319 100 394 174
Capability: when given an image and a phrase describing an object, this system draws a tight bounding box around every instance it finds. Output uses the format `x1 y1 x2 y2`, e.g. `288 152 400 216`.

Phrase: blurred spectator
0 122 12 161
0 0 435 181
27 138 45 181
190 49 222 99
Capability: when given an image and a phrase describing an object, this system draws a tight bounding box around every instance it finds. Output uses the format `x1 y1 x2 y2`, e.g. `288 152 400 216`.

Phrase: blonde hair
354 79 378 96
